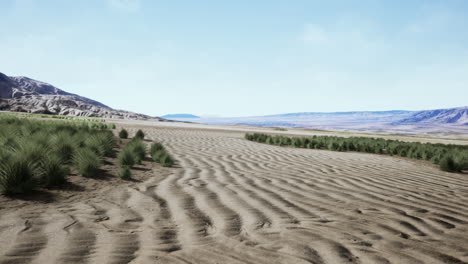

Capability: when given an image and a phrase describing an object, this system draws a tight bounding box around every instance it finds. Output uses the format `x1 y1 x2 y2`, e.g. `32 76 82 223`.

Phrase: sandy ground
1 121 468 264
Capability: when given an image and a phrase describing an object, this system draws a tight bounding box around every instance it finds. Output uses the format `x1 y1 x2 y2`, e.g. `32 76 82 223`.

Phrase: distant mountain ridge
162 113 200 119
0 72 162 120
269 110 413 117
169 107 468 130
394 107 468 126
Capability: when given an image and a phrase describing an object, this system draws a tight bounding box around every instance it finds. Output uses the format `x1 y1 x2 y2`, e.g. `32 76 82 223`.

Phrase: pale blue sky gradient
1 0 467 117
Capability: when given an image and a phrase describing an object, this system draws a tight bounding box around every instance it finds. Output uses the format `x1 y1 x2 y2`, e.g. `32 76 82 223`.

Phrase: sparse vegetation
159 153 175 167
245 133 468 173
149 142 174 167
150 142 164 154
116 138 147 180
118 166 132 180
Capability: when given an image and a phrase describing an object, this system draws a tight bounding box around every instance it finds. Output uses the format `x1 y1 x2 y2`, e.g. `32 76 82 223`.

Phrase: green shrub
440 155 457 172
160 153 175 167
74 149 101 177
118 166 132 180
118 148 136 168
149 142 175 167
40 155 69 187
0 155 39 194
119 129 129 139
150 142 164 155
151 150 165 162
135 129 145 140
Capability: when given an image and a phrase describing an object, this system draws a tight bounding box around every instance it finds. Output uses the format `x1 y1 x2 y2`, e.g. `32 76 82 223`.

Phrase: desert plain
1 120 468 264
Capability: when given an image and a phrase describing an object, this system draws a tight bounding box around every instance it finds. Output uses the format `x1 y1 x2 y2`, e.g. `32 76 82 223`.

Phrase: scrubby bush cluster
245 133 468 173
117 138 147 179
149 142 174 167
0 116 116 194
0 116 176 194
116 132 175 179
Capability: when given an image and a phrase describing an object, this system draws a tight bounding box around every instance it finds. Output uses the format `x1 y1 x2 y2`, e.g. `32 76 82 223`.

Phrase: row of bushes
0 117 117 194
0 112 106 123
245 133 468 173
0 111 115 129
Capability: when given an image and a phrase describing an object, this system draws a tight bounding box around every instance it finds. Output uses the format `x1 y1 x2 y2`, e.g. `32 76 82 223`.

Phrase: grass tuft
118 147 136 168
128 139 146 164
149 142 174 167
74 148 101 177
118 166 132 180
0 155 39 194
40 155 69 187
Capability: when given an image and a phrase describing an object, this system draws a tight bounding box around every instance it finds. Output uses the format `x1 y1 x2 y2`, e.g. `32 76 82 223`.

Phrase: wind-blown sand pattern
1 123 468 264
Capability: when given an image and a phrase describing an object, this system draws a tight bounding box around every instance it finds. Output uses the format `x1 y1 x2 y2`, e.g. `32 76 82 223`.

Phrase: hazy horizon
2 0 468 117
163 106 468 119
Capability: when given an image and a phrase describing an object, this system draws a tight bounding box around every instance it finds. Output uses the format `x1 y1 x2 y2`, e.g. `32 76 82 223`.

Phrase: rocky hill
394 107 468 126
0 72 160 120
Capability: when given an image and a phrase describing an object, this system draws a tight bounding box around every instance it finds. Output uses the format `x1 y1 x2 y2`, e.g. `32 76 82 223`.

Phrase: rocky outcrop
0 72 162 120
0 72 14 98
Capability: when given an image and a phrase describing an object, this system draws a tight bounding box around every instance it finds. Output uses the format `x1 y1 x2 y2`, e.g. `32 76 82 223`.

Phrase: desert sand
1 121 468 264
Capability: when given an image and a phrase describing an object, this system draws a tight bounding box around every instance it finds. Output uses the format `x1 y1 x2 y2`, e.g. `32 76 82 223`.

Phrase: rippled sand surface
1 123 468 264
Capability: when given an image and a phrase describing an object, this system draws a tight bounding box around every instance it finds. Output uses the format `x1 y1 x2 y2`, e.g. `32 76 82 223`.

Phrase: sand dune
1 123 468 264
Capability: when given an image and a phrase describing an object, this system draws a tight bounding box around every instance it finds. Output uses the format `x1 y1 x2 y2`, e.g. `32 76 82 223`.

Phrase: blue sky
1 0 467 117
